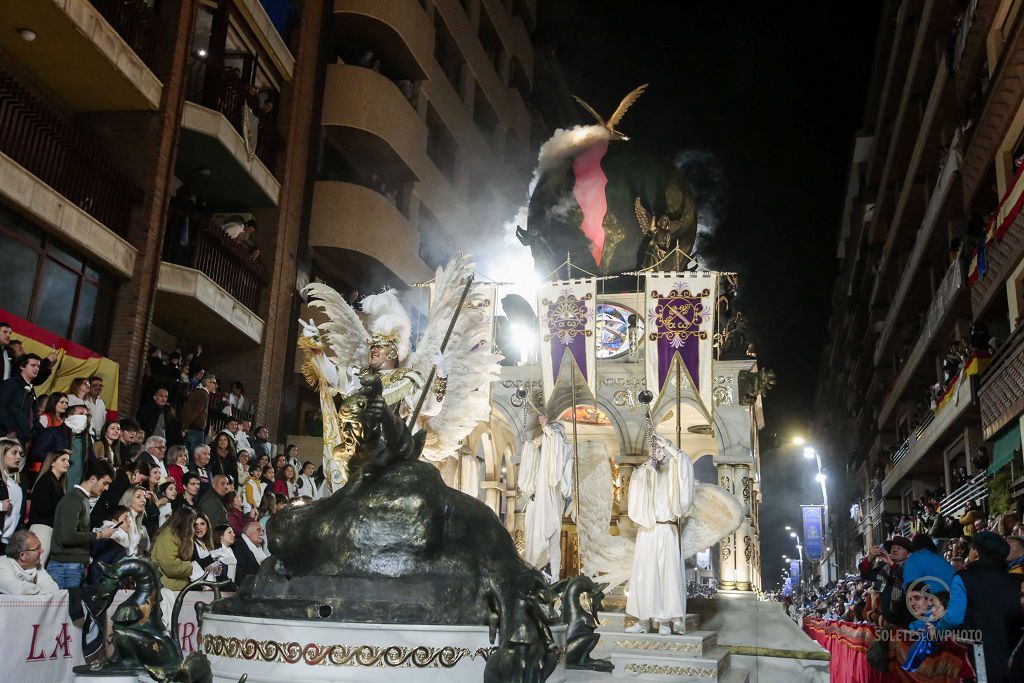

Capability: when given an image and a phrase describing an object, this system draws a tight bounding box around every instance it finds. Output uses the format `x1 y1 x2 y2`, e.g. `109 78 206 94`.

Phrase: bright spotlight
792 436 806 446
815 473 826 483
790 532 797 538
803 447 816 459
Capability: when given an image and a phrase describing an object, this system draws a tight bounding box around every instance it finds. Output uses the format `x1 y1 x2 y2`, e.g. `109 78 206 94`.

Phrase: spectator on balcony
0 354 40 445
182 374 217 454
84 376 106 438
959 500 984 537
32 398 90 485
188 344 206 377
0 323 13 381
68 377 91 402
221 382 251 419
1 331 56 386
356 49 380 71
166 186 198 265
38 392 68 430
221 217 258 248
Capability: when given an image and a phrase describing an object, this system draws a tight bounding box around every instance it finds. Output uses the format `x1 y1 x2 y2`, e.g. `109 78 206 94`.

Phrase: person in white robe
625 434 694 635
518 416 573 581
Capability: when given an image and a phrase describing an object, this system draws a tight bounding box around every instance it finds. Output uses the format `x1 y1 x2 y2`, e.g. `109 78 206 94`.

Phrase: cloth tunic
626 439 694 622
519 425 573 575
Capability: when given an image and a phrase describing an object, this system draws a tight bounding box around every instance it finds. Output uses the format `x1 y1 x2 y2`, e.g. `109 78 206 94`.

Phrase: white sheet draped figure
518 421 573 580
626 435 694 625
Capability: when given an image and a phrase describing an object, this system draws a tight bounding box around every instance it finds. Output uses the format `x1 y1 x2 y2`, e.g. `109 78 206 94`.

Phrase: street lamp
802 446 832 583
792 436 806 446
785 525 792 531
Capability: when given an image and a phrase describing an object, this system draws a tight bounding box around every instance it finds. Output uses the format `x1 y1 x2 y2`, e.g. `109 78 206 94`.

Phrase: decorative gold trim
614 639 701 653
624 662 716 677
202 635 495 668
719 580 737 590
736 581 752 591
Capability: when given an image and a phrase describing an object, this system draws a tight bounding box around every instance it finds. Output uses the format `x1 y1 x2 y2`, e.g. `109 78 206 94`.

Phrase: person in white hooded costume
625 434 694 635
518 415 573 581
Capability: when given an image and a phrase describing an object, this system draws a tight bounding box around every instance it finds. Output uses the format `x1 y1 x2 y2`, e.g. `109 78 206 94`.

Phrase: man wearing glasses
0 529 58 594
181 375 218 456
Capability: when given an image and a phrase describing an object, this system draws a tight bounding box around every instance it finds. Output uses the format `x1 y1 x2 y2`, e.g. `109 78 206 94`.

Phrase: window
479 11 504 76
434 16 464 92
0 206 116 351
418 206 455 271
473 85 499 150
426 105 458 181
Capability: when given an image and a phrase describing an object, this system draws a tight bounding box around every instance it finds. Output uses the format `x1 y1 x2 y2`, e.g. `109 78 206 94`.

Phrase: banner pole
676 358 682 448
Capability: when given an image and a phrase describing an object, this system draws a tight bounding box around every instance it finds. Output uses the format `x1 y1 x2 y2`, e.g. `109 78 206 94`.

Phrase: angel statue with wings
298 253 502 493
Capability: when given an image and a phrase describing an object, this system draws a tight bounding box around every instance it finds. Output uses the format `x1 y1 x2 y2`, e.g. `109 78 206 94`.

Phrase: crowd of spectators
789 518 1024 680
0 320 324 598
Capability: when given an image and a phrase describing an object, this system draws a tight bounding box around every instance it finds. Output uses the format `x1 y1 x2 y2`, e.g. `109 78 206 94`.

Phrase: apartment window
427 106 458 181
0 206 115 352
479 11 504 76
434 16 464 92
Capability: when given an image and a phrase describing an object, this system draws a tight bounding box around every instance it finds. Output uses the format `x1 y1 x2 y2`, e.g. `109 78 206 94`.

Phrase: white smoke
485 125 612 312
673 150 727 259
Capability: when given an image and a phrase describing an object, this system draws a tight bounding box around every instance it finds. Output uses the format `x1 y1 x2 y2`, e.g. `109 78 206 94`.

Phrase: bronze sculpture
555 575 614 673
212 370 562 682
83 558 234 682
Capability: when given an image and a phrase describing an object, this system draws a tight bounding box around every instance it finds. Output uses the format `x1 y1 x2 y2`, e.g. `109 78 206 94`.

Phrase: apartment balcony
321 64 426 182
0 68 140 276
979 324 1024 439
961 9 1024 207
236 0 296 79
176 92 280 206
155 211 266 347
937 471 988 518
309 181 431 287
882 374 978 496
0 0 161 111
873 145 962 365
878 257 968 426
333 0 432 81
971 214 1024 317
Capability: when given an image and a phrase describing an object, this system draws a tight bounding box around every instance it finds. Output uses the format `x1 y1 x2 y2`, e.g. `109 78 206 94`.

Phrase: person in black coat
0 354 40 445
960 531 1024 682
90 463 149 529
231 521 265 586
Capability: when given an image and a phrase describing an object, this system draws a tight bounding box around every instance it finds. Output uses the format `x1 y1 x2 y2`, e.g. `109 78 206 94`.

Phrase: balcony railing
184 57 280 174
891 411 936 467
163 210 267 312
952 0 978 72
88 0 158 68
0 69 142 236
979 324 1024 439
938 471 987 518
879 256 965 424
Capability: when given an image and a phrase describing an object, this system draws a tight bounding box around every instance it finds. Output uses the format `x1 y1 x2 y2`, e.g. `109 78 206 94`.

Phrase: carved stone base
735 582 752 591
594 623 738 681
202 613 567 682
718 580 737 590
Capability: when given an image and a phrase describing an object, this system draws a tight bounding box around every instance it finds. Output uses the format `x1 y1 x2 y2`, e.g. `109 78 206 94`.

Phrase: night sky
537 1 883 587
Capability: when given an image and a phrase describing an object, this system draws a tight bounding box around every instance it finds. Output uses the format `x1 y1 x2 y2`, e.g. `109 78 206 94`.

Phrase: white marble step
607 644 732 681
594 628 718 659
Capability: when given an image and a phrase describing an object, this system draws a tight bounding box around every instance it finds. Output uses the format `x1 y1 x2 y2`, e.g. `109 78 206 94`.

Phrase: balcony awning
988 421 1022 475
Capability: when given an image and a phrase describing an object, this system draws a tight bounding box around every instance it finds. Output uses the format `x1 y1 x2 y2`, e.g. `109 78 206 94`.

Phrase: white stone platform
201 613 567 682
593 624 745 682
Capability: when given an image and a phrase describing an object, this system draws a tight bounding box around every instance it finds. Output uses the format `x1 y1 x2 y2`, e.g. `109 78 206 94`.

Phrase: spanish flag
0 309 119 415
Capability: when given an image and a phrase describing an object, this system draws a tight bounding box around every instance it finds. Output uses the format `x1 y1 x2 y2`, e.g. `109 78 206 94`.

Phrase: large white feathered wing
302 283 371 382
410 253 503 462
576 443 635 592
678 484 745 558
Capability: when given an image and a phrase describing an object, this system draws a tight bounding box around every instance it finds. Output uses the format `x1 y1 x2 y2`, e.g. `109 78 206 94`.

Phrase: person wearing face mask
30 398 92 484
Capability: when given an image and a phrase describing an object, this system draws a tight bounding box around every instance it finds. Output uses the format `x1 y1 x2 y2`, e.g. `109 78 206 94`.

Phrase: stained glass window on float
595 302 643 359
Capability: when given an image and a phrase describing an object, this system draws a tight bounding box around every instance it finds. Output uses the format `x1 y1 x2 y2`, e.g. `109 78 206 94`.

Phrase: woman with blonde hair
28 450 70 565
166 445 189 490
0 438 25 553
117 486 152 556
152 507 196 590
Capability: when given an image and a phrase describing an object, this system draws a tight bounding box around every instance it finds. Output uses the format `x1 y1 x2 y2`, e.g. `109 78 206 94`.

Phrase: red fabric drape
802 618 974 683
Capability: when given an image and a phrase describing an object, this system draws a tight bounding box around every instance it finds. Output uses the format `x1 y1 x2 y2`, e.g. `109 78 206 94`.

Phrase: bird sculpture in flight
572 83 649 141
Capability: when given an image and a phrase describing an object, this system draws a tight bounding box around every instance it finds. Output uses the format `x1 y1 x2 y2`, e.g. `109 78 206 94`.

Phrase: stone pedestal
202 613 568 682
594 624 746 682
73 673 145 683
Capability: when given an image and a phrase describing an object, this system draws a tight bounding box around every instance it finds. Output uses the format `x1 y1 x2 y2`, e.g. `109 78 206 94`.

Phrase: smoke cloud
673 150 728 261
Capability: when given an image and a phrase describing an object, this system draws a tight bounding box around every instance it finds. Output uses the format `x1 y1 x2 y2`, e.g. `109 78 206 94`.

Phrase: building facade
0 0 541 439
814 0 1024 570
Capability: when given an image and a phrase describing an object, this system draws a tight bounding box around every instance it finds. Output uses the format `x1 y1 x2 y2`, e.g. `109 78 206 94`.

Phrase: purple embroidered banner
645 272 717 412
539 281 596 403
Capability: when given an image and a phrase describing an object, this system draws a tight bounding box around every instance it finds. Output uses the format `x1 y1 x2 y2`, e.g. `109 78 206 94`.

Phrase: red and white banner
0 589 220 683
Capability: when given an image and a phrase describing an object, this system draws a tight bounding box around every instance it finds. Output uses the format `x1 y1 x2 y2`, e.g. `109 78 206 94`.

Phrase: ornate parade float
80 86 825 683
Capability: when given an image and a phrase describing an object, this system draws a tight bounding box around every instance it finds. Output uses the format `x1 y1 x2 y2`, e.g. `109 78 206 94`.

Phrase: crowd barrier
0 589 221 683
802 618 974 682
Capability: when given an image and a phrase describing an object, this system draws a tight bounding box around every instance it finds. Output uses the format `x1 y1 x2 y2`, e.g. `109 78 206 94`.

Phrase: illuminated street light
790 532 797 538
815 473 826 483
792 436 806 446
785 525 792 531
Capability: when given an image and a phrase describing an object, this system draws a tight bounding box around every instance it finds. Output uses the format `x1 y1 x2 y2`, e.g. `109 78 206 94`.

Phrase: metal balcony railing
938 472 988 518
184 57 281 174
890 411 936 466
88 0 158 68
0 68 142 236
163 210 267 313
